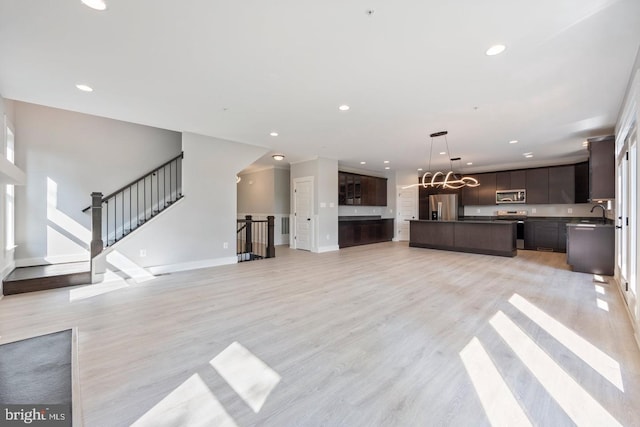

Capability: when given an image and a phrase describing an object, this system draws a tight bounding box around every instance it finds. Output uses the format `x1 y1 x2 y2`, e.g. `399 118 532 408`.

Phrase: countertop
339 216 393 222
410 219 517 224
461 216 613 225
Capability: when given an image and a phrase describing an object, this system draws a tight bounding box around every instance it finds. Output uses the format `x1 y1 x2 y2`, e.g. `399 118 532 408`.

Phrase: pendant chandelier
404 131 479 190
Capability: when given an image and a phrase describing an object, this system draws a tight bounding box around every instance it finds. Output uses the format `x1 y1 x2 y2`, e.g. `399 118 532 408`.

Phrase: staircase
2 153 184 295
237 215 275 262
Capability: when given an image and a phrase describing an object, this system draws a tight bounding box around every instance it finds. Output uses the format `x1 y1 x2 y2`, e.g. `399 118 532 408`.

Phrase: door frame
292 176 314 251
395 185 418 241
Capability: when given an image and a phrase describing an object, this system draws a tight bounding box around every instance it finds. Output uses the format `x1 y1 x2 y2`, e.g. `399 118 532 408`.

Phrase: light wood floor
1 243 639 426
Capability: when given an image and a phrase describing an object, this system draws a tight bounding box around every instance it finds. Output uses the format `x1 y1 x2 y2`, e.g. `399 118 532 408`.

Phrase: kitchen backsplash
338 205 394 218
464 203 615 218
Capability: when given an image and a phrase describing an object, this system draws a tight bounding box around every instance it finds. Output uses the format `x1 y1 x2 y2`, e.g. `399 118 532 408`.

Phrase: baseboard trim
148 257 238 275
314 245 339 253
1 260 16 280
613 276 640 352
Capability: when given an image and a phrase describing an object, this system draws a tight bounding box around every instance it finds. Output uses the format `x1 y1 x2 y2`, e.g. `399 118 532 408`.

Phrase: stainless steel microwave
496 189 526 204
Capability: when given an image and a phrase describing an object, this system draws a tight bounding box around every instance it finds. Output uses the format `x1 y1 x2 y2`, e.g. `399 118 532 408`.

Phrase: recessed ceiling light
76 84 93 92
81 0 107 11
467 162 473 165
338 105 350 111
439 151 446 155
509 140 518 144
486 44 506 56
360 161 366 165
417 168 423 171
272 154 285 161
269 132 278 137
383 160 390 164
523 152 533 158
384 167 390 170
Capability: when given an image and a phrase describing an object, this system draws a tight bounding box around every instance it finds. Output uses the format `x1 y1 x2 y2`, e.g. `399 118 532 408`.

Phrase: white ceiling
1 0 639 175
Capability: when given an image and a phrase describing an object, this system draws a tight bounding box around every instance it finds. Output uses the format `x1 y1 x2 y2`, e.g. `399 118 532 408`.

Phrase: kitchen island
409 219 517 257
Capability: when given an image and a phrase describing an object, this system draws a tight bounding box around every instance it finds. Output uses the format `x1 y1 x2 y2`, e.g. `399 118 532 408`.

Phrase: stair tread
4 262 90 282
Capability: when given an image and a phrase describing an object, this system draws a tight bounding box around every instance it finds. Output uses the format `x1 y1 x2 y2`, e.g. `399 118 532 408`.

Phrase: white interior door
396 186 418 241
293 178 313 251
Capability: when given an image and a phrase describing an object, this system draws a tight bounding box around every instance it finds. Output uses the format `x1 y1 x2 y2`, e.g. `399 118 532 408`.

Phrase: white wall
273 168 290 214
110 132 267 273
290 158 339 253
13 101 182 266
237 168 275 213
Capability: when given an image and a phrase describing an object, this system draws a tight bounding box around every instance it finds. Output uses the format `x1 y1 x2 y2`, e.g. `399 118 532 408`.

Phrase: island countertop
409 219 517 257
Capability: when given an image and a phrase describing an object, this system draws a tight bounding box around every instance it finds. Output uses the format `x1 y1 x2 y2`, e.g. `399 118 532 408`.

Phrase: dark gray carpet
0 329 72 405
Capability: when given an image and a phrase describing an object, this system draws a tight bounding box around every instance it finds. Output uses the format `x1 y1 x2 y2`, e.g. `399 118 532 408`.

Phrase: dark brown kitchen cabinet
477 173 497 205
526 168 549 204
375 177 387 206
523 220 568 253
589 136 615 200
338 172 387 206
574 162 589 203
461 174 479 205
510 170 526 189
338 218 394 247
496 170 526 191
567 224 614 275
496 172 511 190
548 165 575 204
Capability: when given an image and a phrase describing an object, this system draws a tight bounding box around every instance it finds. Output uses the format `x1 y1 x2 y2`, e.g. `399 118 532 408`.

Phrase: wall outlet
139 249 147 257
223 242 229 249
476 209 481 213
326 234 330 240
320 202 327 208
355 209 358 213
532 208 537 213
329 202 335 208
568 208 573 214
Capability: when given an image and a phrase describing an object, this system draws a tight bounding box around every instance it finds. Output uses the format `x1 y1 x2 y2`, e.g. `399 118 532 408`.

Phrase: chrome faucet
590 204 606 223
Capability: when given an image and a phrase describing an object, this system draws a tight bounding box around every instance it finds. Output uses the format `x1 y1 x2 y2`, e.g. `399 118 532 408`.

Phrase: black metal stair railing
86 152 183 258
237 215 275 262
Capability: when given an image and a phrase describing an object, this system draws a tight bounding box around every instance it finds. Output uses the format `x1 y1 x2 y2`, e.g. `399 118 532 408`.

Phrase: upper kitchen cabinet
548 165 575 204
526 168 549 204
477 173 497 205
588 136 615 200
338 172 387 206
461 174 480 205
574 162 589 203
496 170 526 191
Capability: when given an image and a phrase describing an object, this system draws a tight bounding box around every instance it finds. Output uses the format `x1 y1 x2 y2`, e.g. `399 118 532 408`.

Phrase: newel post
244 215 253 254
90 192 104 259
266 216 275 258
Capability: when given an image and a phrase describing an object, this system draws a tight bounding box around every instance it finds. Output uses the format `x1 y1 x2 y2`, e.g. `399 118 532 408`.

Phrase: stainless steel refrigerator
429 194 459 221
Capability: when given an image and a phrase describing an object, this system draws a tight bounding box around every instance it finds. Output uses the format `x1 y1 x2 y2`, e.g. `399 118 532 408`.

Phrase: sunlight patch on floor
460 337 532 426
69 279 128 302
106 251 155 283
595 284 606 295
210 341 281 413
490 311 621 426
509 293 623 391
132 374 238 427
597 298 610 312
